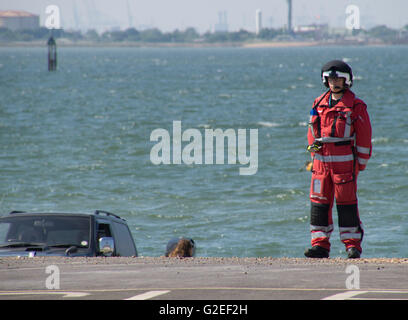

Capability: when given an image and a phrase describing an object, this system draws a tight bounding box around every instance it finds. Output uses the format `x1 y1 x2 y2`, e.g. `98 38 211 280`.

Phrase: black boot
347 247 361 259
304 246 329 258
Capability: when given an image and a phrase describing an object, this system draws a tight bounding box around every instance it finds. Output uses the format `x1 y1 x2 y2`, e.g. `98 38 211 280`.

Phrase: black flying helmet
321 60 353 88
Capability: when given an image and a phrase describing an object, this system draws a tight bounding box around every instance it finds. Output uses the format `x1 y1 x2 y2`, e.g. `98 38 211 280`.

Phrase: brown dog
165 237 195 257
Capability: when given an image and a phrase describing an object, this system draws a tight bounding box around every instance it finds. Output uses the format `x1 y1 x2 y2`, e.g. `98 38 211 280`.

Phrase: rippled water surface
1 45 407 257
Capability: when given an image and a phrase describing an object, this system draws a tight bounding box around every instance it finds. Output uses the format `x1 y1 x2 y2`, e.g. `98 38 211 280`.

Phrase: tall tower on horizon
126 0 133 28
255 9 262 35
287 0 293 34
214 11 228 32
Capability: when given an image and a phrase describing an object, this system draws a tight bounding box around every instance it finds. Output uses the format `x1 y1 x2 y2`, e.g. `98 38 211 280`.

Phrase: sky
1 0 407 33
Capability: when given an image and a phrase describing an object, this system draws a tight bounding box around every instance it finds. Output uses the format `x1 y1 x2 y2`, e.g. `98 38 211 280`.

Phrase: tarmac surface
0 256 408 301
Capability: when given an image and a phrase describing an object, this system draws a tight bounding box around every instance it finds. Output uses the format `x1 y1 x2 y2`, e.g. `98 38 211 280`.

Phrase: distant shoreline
0 40 317 48
242 41 319 48
0 40 397 48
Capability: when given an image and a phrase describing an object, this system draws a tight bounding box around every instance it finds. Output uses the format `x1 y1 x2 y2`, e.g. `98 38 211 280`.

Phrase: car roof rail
94 210 124 220
9 211 26 214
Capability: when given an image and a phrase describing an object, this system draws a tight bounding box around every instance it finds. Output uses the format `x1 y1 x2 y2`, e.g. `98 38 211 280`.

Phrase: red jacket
308 89 372 171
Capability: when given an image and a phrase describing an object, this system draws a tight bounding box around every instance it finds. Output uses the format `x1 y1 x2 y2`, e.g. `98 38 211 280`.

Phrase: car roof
1 210 127 222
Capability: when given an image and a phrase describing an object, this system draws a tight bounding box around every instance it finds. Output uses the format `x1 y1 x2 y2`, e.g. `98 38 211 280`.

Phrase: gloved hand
307 141 322 153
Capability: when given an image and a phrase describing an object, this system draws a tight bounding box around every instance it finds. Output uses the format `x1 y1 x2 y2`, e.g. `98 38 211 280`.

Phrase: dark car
0 210 138 257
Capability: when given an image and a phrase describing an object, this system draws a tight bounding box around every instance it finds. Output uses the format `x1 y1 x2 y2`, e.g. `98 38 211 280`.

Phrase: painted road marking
125 290 170 300
323 290 408 300
0 291 90 298
322 291 368 300
2 288 408 300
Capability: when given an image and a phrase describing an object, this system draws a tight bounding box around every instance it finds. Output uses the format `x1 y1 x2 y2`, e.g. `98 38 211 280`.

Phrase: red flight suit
307 89 372 253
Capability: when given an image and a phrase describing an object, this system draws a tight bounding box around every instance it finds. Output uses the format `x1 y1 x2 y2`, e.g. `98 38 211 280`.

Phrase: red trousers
309 166 364 253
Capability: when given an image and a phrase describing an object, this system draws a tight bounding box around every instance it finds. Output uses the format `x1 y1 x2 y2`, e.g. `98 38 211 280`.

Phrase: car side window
97 223 112 239
0 222 12 243
96 222 113 253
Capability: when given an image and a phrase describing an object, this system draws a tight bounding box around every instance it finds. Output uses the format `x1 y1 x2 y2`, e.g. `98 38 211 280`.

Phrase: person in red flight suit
304 60 372 259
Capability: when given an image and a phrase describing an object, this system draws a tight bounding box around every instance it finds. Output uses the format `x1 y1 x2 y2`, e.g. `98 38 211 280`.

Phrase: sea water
0 45 407 258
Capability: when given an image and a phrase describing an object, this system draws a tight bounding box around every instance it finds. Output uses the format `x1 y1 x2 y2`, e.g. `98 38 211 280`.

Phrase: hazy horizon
1 0 407 33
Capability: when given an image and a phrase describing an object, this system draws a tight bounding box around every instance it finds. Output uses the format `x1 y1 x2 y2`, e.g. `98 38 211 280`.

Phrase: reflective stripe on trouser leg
337 204 363 253
310 202 332 251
